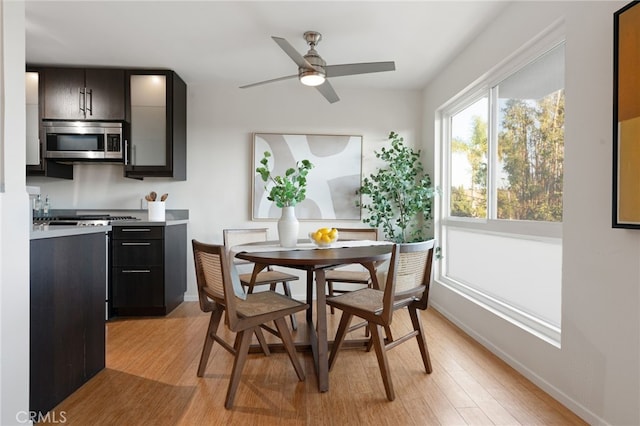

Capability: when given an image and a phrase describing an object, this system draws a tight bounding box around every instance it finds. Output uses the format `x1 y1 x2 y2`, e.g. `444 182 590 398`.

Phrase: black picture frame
613 1 640 228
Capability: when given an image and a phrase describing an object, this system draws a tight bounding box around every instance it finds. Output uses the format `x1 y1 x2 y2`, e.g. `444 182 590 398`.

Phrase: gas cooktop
34 214 140 227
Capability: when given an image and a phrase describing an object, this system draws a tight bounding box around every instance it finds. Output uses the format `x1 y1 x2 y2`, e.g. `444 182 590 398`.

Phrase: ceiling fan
240 31 396 104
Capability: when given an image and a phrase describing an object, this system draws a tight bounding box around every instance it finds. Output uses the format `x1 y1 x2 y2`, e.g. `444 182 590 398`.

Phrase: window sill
435 275 561 348
441 217 562 240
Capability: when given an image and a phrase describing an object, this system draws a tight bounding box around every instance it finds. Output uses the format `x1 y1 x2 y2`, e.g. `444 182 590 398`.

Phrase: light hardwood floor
40 302 586 425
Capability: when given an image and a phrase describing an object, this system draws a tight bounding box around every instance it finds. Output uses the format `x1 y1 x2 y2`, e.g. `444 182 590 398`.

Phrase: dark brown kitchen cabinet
110 224 186 316
124 70 186 180
42 67 125 120
30 232 106 415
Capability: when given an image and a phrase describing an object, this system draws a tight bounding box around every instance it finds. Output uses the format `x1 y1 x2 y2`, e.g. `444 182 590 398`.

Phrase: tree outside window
449 43 564 223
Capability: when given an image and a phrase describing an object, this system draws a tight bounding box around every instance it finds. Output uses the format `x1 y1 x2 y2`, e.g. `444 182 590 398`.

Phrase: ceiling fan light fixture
240 31 395 103
299 70 326 86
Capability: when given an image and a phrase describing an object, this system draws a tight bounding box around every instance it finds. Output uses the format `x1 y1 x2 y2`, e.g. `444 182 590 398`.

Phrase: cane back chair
223 228 300 329
325 227 379 314
327 239 436 401
192 239 308 408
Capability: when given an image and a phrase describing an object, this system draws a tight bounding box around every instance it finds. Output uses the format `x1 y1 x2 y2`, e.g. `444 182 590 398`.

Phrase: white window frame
435 24 565 347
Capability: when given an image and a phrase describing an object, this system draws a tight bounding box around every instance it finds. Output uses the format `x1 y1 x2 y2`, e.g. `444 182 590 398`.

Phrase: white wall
27 82 424 301
423 2 639 425
0 0 31 424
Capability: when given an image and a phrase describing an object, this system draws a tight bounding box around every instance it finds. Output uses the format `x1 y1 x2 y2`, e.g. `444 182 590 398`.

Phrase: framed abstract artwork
252 133 363 220
613 1 640 228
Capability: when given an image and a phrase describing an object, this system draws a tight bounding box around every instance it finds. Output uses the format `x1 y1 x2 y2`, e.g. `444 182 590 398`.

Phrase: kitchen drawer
111 267 164 308
112 226 163 240
111 239 163 266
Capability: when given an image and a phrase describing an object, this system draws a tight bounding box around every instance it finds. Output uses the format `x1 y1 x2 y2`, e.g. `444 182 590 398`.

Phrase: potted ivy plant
357 131 437 243
256 151 314 247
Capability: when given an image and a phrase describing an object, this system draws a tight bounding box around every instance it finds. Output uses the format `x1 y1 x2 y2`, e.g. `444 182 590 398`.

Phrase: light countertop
30 209 189 240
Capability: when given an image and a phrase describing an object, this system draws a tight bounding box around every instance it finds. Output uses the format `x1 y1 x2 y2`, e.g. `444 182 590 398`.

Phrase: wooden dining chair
192 239 308 409
325 227 379 314
327 239 436 401
223 228 300 330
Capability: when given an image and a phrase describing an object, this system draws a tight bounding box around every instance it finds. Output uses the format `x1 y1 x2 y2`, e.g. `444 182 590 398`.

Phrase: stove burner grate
34 214 140 227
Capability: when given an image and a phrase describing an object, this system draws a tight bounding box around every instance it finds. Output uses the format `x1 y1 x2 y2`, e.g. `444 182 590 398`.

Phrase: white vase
277 206 299 248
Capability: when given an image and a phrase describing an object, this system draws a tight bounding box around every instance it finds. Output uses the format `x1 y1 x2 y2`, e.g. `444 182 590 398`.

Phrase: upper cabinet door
124 70 186 180
43 68 85 120
129 74 167 167
85 69 125 120
25 71 41 166
42 67 125 120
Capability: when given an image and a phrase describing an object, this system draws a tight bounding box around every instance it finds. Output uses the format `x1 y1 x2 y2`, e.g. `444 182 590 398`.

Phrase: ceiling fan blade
272 36 314 69
325 61 396 78
316 80 340 103
239 74 298 89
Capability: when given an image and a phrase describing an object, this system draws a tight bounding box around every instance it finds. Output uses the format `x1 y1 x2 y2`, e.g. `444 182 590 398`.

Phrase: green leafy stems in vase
256 151 314 207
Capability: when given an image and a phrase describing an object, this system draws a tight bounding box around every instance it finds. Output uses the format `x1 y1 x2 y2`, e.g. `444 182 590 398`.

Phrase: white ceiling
25 1 511 91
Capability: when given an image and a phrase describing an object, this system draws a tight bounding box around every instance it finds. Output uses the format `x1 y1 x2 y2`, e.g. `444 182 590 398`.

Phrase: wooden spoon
149 191 157 201
160 193 168 202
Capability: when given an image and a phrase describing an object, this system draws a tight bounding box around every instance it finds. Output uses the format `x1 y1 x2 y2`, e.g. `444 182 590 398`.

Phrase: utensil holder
148 201 166 221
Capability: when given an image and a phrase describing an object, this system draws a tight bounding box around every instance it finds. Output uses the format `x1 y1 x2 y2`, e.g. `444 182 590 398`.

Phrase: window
438 39 565 346
495 45 565 222
450 96 488 219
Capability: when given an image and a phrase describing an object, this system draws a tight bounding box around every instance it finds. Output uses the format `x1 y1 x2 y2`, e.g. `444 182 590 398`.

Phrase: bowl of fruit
309 227 339 248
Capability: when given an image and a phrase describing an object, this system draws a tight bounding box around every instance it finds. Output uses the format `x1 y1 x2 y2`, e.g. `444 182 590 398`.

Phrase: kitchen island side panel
30 232 106 414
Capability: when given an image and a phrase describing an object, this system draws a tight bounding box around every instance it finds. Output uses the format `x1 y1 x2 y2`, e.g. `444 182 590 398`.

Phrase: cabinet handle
121 228 151 232
86 89 93 116
124 139 128 165
121 269 151 273
121 242 151 246
79 88 85 115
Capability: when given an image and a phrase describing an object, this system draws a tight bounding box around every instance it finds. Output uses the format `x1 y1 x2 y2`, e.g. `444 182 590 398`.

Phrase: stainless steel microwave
44 121 123 161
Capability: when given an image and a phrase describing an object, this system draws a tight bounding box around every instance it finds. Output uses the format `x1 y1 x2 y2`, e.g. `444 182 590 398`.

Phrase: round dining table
234 242 393 392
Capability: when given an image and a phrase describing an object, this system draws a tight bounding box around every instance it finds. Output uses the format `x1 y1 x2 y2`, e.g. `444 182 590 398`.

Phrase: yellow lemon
313 231 323 242
321 234 332 243
328 229 338 240
318 227 330 235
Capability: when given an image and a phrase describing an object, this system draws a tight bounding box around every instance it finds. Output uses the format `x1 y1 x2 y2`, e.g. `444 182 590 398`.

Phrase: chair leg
274 317 305 381
232 332 241 350
225 328 253 409
254 327 271 356
409 307 432 373
282 282 298 330
365 325 394 352
197 308 223 377
370 323 395 401
328 312 353 371
327 281 335 314
384 325 393 342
